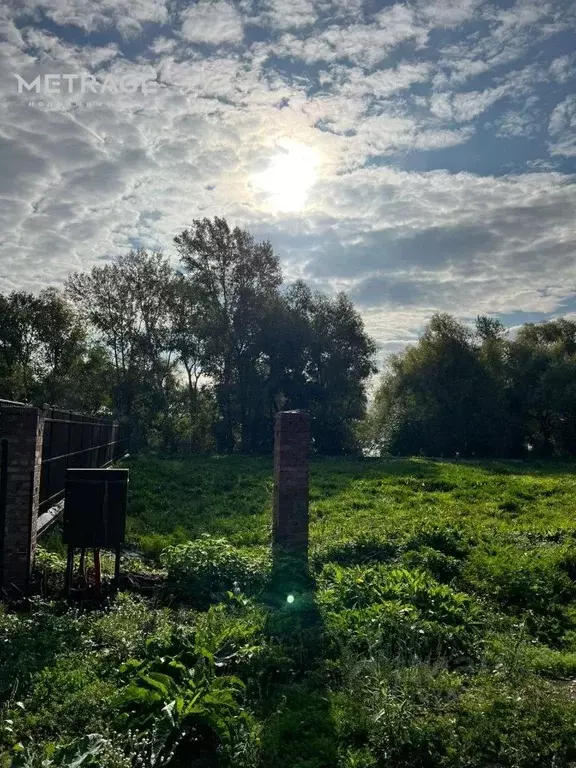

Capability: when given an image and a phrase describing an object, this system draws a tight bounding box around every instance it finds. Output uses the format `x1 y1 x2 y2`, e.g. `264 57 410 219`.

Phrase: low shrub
32 547 66 594
319 565 484 662
446 678 576 767
400 546 463 583
311 535 400 571
161 535 270 604
116 651 255 766
462 541 576 642
259 684 338 768
403 523 472 560
137 526 190 561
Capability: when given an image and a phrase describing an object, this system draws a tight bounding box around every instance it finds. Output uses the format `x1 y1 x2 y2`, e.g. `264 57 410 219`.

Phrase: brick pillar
273 410 310 558
0 407 44 598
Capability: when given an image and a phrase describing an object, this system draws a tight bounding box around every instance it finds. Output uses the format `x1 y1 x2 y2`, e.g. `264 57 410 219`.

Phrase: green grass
125 455 275 553
4 456 576 767
125 454 576 552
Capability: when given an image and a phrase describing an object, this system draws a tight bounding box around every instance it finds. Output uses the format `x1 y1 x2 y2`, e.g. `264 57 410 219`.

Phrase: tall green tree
0 288 98 408
509 319 576 456
0 291 41 401
174 217 282 453
67 249 177 447
296 285 377 454
257 282 377 454
2 222 375 456
34 288 87 405
167 275 215 453
368 313 507 457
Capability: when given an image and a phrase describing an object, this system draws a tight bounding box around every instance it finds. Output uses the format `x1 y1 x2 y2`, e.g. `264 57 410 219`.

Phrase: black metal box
63 468 128 548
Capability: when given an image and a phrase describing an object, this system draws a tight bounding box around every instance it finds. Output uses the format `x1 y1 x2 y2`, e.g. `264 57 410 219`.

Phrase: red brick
0 407 44 598
272 411 310 556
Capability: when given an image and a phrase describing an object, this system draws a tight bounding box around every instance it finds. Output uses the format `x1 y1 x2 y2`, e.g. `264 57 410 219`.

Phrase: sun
252 140 319 212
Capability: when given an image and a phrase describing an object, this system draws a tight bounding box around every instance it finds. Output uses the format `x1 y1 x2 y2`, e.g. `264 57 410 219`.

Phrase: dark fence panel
39 409 128 516
0 438 8 589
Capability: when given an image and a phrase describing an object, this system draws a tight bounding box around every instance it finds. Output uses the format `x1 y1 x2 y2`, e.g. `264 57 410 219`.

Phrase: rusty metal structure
63 467 129 595
0 401 128 597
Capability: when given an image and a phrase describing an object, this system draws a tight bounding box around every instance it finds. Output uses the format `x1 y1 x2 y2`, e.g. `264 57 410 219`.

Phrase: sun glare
253 140 319 212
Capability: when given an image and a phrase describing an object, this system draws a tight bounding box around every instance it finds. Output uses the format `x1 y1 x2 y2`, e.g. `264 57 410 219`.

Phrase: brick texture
272 410 310 555
0 407 44 597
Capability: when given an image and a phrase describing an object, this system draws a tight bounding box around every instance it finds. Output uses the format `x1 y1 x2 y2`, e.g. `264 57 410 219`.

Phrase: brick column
0 407 44 598
273 410 310 558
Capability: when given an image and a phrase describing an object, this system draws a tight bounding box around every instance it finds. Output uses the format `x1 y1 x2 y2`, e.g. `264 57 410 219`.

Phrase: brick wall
272 410 310 556
0 407 44 597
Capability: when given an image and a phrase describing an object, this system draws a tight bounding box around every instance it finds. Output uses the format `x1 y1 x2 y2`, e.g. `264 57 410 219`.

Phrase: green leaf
140 672 172 696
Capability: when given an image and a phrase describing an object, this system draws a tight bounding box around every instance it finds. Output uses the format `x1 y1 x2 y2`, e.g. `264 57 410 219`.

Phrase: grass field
3 456 576 767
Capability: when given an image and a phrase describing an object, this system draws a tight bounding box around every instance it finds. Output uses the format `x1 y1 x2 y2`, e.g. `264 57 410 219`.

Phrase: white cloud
21 28 120 69
180 1 244 45
331 62 432 99
493 103 540 138
314 0 365 22
549 95 576 135
549 54 576 83
271 4 428 67
373 3 427 46
149 37 177 55
438 0 572 85
430 92 452 120
486 0 551 30
1 0 576 356
12 0 169 36
417 0 485 28
451 85 508 121
251 0 317 29
548 95 576 157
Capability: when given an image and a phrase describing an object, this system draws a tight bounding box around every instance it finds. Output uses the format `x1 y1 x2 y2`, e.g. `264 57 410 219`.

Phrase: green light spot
287 594 295 604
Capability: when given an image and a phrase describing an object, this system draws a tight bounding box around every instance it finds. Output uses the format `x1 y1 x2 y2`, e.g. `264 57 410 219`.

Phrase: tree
2 225 374 456
174 217 282 453
168 275 214 453
258 282 377 454
508 319 576 456
67 249 178 448
300 287 377 454
368 313 508 457
34 288 87 405
0 291 41 401
473 315 525 456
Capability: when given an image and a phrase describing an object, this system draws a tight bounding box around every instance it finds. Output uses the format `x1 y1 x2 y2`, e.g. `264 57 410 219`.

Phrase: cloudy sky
1 0 575 359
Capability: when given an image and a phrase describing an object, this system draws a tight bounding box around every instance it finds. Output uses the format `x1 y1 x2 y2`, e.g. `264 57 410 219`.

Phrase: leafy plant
319 564 484 661
117 650 253 766
161 535 269 604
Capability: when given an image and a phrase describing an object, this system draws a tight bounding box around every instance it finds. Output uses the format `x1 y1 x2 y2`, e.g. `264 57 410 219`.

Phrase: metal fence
0 401 129 591
39 408 129 517
0 438 8 592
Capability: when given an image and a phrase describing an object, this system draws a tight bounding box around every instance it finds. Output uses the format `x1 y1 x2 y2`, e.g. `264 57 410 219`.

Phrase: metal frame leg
65 546 74 595
114 548 121 589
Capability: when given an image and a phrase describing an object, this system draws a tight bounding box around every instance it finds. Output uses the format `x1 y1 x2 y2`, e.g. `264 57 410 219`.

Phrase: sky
0 0 575 363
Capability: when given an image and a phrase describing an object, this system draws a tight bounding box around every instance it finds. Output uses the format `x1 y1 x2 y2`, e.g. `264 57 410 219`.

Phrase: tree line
0 217 377 455
365 313 576 459
4 221 574 460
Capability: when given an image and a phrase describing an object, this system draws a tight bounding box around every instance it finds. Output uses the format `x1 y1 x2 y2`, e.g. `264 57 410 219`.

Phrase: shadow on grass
471 459 576 478
124 454 576 558
257 550 337 768
0 601 83 705
125 455 450 551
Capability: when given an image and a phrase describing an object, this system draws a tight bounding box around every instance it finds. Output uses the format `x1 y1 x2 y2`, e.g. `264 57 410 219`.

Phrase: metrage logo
13 72 157 95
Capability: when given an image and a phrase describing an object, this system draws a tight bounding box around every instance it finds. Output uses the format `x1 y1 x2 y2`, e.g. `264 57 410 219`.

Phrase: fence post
0 407 44 598
272 410 310 559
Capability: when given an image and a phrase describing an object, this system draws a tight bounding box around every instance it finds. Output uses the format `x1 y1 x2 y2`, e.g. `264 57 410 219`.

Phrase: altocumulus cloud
0 0 575 359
